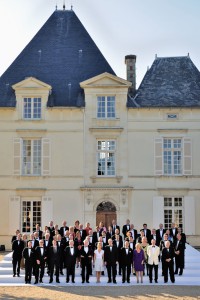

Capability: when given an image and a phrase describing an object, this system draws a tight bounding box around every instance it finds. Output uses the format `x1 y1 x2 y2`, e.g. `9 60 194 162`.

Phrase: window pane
97 140 116 176
107 96 115 118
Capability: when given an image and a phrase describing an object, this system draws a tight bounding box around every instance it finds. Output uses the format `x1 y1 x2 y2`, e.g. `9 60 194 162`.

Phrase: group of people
11 219 186 284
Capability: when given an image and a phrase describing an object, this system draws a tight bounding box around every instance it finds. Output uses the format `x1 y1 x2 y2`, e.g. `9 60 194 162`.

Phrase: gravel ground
0 286 200 300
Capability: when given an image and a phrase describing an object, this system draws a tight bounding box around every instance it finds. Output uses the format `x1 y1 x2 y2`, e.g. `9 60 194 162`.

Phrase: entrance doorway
96 201 117 229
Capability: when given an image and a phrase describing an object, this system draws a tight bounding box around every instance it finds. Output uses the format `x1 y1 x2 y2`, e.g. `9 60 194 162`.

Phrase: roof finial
71 5 73 10
55 2 57 10
63 0 66 10
188 52 190 57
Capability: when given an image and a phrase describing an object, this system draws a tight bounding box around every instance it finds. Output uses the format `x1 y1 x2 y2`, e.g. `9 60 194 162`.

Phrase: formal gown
133 249 145 271
94 249 104 271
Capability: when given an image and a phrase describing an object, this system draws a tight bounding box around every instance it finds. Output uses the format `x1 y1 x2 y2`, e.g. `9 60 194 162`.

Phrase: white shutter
154 138 163 175
13 138 21 175
42 138 50 176
9 196 21 234
42 196 53 228
184 196 195 234
183 137 192 175
153 196 164 228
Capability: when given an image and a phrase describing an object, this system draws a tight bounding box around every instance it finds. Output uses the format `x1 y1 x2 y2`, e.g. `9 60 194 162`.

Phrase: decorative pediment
80 72 132 88
12 77 52 91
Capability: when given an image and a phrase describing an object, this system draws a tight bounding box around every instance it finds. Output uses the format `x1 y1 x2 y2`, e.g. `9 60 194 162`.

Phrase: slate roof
127 56 200 108
0 9 115 107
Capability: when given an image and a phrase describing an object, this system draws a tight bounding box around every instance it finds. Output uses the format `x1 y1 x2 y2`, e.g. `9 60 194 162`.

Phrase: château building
0 8 200 249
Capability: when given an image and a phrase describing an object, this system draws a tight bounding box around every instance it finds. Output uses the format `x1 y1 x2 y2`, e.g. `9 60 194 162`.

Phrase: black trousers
35 263 45 281
148 263 158 281
12 256 21 275
66 264 75 282
81 262 91 282
107 263 117 282
25 263 33 283
50 261 59 280
163 261 175 283
122 265 131 282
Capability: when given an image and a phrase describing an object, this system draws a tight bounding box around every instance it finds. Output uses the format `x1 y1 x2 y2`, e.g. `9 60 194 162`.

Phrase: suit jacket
59 226 69 237
162 246 175 264
104 245 118 264
22 247 35 266
120 247 133 266
80 245 93 265
174 239 185 267
147 245 160 265
111 225 120 235
34 230 43 239
35 246 48 265
29 239 39 251
48 226 55 239
129 229 138 241
79 229 87 242
156 228 166 245
122 224 131 237
12 240 24 259
49 246 62 266
64 246 78 267
140 228 151 244
170 228 178 241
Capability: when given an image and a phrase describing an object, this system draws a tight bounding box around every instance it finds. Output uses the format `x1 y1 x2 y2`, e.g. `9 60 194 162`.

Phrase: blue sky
0 0 200 87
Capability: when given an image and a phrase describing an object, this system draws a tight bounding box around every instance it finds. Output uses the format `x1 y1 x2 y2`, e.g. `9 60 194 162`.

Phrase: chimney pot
125 54 137 95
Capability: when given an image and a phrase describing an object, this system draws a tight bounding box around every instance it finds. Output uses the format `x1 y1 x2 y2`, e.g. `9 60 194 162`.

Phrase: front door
96 201 117 229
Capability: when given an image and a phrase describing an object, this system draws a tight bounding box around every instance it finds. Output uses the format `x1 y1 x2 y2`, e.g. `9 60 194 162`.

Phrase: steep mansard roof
128 56 200 108
0 9 115 107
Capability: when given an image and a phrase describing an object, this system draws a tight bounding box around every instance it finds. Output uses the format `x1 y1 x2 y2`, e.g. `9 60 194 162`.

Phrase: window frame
22 139 42 176
163 138 182 176
164 197 184 230
96 139 116 177
97 95 116 119
21 199 42 233
23 97 42 120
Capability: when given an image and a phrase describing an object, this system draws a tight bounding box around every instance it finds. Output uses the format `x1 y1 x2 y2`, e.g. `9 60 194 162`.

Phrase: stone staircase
0 245 199 286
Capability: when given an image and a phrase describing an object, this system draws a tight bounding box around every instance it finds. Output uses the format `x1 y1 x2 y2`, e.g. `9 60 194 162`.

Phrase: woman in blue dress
133 243 145 283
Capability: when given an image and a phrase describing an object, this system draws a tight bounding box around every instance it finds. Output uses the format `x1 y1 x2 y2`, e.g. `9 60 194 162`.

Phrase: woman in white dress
94 242 104 283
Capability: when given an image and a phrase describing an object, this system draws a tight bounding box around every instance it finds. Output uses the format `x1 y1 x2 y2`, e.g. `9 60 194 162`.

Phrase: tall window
21 200 41 233
22 139 41 175
23 97 41 119
97 96 115 118
97 140 116 176
163 138 182 175
164 197 183 229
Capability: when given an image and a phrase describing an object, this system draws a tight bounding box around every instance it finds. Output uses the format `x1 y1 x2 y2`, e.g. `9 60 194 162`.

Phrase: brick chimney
125 54 136 95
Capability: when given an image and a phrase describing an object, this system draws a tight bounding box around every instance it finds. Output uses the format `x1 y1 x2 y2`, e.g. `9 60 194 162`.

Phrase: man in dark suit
79 224 87 242
43 232 52 274
11 229 20 244
48 220 55 240
141 223 151 244
34 239 48 284
49 240 61 283
104 239 118 283
151 228 158 246
122 219 131 239
12 233 24 277
56 234 65 275
35 224 43 240
111 219 120 235
22 240 35 284
170 222 178 243
64 240 77 283
113 234 123 275
156 223 166 246
80 239 93 283
120 240 133 283
129 224 138 243
174 233 185 275
162 240 175 283
59 220 69 238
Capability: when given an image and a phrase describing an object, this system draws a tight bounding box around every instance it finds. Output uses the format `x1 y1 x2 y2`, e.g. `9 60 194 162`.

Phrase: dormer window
23 97 41 119
97 96 115 119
